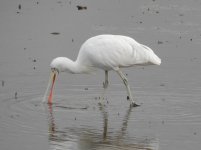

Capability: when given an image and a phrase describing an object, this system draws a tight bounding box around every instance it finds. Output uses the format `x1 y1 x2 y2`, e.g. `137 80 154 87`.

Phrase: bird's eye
51 68 57 72
51 68 59 74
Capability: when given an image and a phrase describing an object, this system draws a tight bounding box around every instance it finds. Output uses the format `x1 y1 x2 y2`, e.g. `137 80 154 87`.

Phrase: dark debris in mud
18 4 21 10
51 32 60 35
10 114 20 119
77 5 87 10
15 92 18 99
1 80 4 87
160 83 165 87
157 40 163 44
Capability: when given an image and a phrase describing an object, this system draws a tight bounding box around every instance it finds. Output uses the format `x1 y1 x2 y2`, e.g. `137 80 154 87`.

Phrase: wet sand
0 0 201 150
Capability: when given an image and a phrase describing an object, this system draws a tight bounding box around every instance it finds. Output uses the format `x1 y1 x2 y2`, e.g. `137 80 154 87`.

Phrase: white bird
43 34 161 107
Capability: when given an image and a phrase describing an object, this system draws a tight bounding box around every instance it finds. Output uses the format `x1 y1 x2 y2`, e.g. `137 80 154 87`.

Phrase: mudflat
0 0 201 150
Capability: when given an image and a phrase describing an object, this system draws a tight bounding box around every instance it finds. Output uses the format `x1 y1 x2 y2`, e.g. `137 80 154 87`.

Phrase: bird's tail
151 53 161 65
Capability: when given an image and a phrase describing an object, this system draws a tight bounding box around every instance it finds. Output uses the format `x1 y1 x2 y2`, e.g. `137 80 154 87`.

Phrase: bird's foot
127 96 140 107
130 102 140 107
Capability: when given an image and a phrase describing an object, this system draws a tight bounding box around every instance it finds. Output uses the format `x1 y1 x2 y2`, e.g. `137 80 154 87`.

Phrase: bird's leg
100 71 109 105
103 70 109 89
116 70 139 107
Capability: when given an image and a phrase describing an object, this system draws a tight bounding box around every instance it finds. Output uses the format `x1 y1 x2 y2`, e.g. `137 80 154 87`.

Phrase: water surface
0 0 201 150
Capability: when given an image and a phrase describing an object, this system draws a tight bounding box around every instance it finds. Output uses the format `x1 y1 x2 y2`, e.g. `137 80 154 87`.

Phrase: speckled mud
0 0 201 150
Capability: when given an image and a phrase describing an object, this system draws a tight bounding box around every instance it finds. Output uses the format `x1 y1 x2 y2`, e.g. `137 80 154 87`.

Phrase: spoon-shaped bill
43 71 57 104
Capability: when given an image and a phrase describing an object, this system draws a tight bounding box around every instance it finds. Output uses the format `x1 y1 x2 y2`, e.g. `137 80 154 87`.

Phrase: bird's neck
64 59 90 74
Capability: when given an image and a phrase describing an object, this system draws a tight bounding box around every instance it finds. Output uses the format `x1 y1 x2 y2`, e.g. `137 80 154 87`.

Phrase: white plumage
45 34 161 107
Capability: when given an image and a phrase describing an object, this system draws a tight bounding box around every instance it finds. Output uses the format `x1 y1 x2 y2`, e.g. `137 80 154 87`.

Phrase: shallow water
1 0 201 150
1 80 201 150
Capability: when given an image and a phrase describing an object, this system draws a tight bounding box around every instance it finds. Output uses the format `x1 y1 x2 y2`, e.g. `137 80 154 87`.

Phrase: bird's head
50 57 72 73
43 57 76 104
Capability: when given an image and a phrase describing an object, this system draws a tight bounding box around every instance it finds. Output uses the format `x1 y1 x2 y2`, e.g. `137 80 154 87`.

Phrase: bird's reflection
99 105 132 143
45 103 158 150
47 103 56 141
